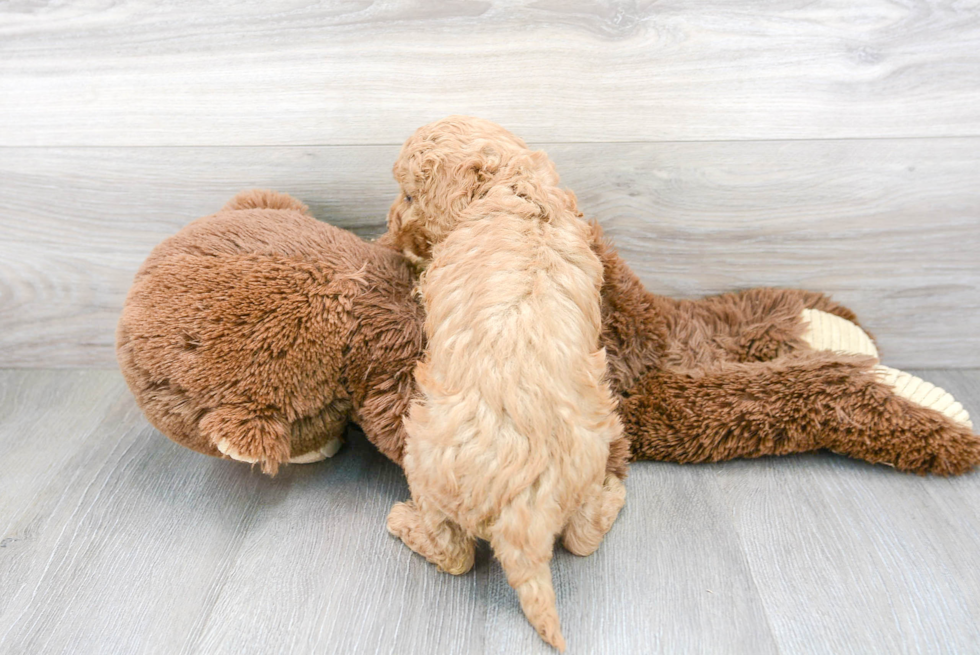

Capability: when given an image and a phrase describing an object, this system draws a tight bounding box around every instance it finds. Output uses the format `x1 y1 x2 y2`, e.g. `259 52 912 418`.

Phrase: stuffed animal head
382 115 562 264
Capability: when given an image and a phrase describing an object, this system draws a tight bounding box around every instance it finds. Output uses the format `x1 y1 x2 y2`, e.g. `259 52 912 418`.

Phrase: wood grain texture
485 465 780 655
1 369 978 654
712 369 980 655
2 0 980 146
1 139 977 368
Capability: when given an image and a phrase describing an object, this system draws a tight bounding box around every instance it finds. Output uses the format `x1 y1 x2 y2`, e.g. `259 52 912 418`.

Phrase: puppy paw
386 501 418 539
387 501 474 575
562 474 626 557
800 309 879 359
288 437 343 464
874 366 972 429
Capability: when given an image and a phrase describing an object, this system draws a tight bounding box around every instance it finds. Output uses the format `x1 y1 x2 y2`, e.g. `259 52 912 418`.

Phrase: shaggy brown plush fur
590 235 980 475
117 190 423 474
118 190 980 477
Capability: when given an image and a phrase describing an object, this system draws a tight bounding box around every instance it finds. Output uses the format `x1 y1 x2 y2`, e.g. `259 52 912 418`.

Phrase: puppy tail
510 561 565 652
492 518 566 651
222 189 311 215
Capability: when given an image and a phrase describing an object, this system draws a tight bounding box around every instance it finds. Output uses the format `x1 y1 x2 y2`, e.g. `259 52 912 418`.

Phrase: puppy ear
451 146 504 203
527 150 559 185
404 146 442 189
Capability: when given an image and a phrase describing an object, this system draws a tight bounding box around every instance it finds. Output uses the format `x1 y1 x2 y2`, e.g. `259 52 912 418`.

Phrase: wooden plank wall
1 1 978 368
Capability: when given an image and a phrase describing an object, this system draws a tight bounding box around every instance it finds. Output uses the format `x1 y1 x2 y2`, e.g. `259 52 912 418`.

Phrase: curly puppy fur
383 117 626 651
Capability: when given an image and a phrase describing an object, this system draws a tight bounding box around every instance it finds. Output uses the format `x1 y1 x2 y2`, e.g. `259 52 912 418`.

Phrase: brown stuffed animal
117 190 980 477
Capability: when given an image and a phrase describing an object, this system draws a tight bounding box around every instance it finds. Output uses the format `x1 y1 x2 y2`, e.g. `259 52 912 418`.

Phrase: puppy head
383 116 559 262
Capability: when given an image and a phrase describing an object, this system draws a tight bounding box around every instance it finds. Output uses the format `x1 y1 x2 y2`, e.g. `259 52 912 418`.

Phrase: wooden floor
0 368 978 655
2 2 979 653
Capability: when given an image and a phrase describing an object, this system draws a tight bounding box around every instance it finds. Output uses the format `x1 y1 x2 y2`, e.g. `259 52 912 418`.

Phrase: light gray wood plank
713 369 980 655
0 369 778 654
1 139 977 368
0 145 397 368
0 370 121 522
485 465 780 655
2 1 980 146
0 369 488 655
1 369 980 654
0 371 287 654
173 437 778 653
577 140 980 368
0 370 126 621
187 440 489 655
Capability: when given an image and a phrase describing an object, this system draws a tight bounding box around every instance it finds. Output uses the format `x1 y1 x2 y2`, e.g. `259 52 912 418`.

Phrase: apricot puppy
383 116 626 651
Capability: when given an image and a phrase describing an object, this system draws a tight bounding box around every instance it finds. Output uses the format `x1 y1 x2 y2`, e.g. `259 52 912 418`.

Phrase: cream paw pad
215 438 259 464
288 437 343 463
216 436 343 465
874 366 973 429
801 309 972 429
800 308 879 359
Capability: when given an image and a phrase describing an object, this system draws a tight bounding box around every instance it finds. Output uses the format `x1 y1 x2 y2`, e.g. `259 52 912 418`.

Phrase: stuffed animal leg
615 287 978 475
621 352 979 475
800 308 971 428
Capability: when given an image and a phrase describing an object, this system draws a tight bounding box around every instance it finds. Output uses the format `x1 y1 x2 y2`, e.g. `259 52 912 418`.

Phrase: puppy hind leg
490 515 566 652
387 497 475 575
562 474 627 557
